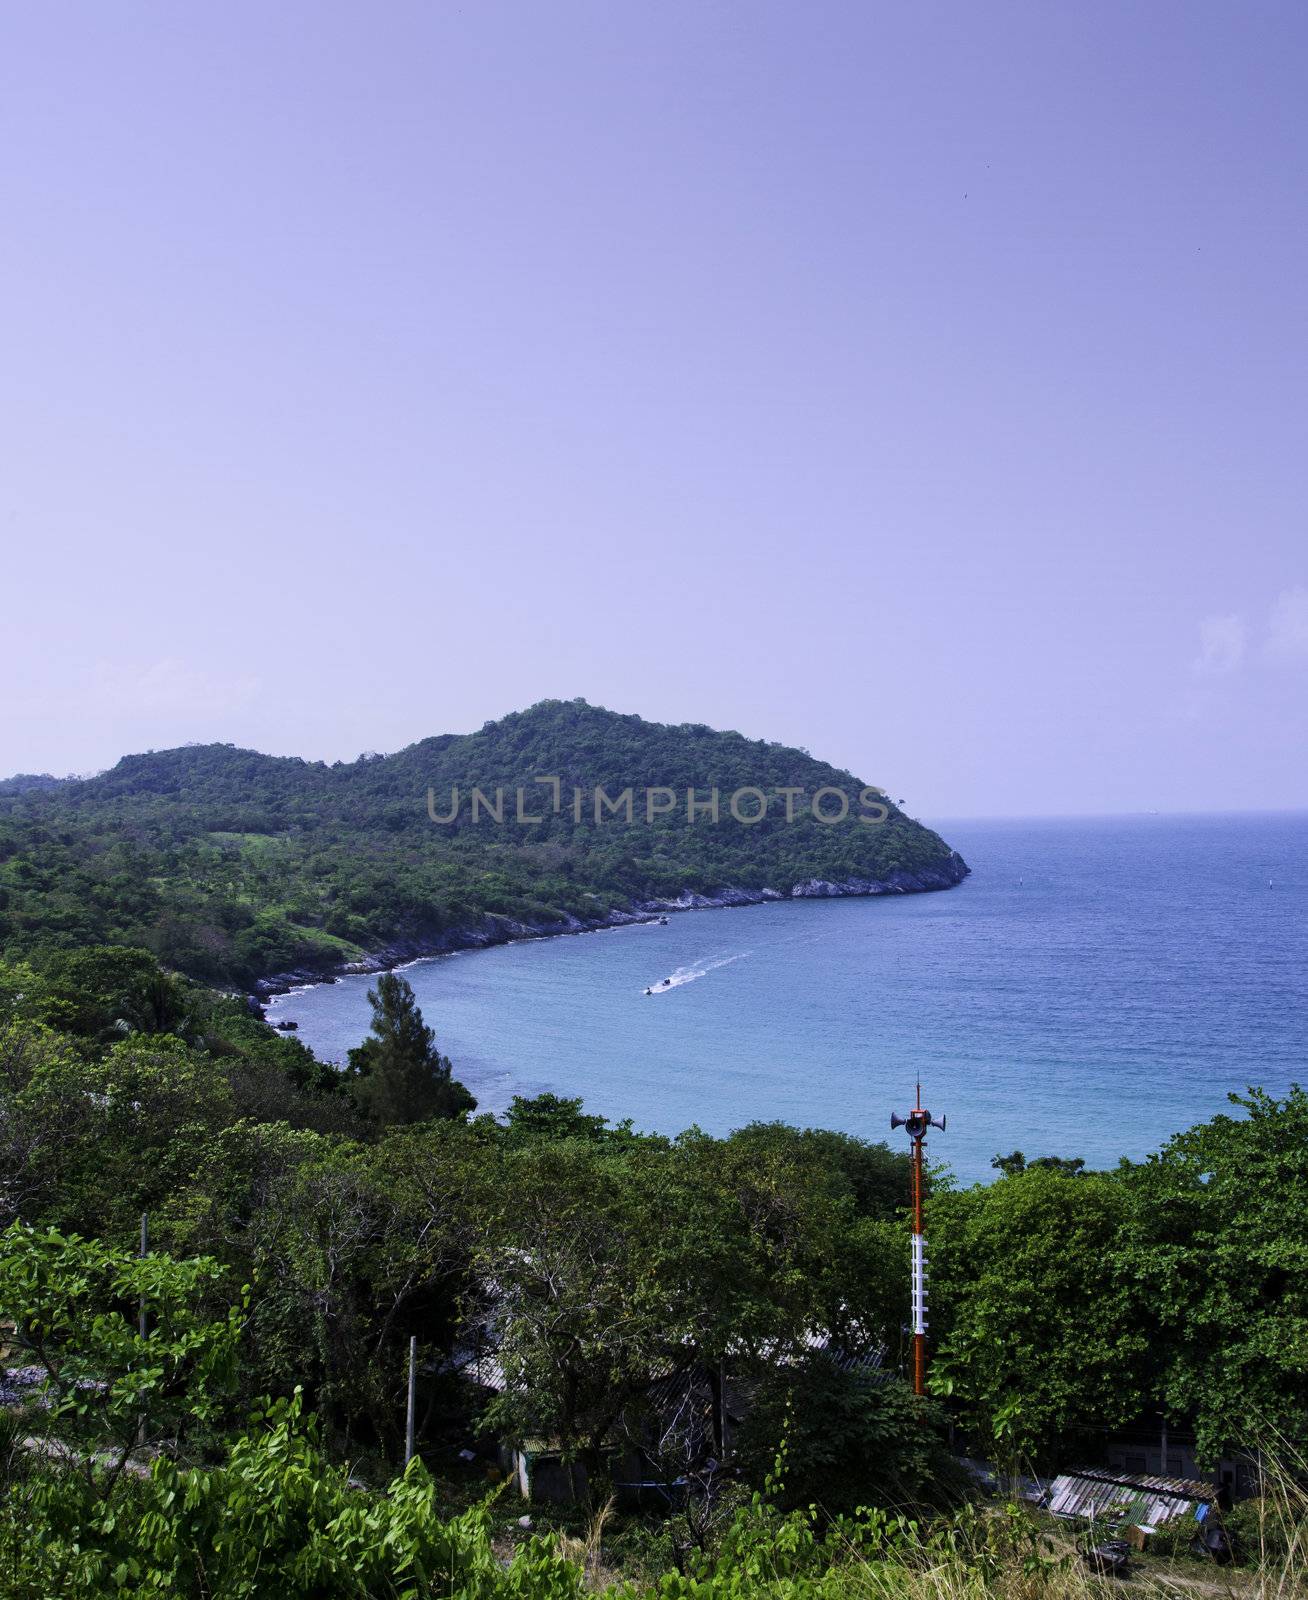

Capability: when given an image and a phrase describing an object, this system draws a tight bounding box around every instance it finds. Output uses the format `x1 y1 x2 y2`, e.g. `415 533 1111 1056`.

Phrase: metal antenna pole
912 1121 926 1395
891 1085 945 1398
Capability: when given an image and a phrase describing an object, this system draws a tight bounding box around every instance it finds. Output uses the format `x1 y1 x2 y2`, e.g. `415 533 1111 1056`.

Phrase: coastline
252 856 969 1001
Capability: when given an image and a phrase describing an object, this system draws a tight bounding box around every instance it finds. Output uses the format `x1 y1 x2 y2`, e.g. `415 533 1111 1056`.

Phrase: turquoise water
269 814 1308 1184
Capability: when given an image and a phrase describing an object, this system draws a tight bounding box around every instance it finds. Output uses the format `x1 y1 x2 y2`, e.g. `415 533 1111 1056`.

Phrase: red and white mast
891 1081 946 1396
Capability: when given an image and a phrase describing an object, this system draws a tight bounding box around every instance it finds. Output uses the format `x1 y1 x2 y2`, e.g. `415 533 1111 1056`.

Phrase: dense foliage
2 933 1304 1591
0 1375 1021 1600
929 1095 1308 1467
5 938 1305 1482
0 700 966 986
0 948 921 1464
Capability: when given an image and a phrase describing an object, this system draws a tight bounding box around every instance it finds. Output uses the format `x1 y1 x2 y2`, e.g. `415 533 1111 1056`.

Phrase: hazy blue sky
3 2 1305 816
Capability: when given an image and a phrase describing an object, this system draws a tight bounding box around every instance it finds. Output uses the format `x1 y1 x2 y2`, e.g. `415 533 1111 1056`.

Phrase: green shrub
1223 1494 1308 1569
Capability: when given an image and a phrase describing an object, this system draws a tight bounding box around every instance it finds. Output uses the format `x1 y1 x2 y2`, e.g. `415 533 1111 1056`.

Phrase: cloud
1264 585 1308 663
1192 614 1245 677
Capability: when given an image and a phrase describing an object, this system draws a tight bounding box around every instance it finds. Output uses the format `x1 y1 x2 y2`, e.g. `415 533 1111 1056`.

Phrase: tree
0 1023 94 1228
475 1139 686 1488
258 1126 485 1453
735 1359 959 1515
0 1023 235 1240
725 1123 911 1223
473 1124 912 1502
500 1091 625 1144
345 973 475 1125
1124 1088 1308 1463
0 1224 240 1495
37 946 195 1042
928 1167 1150 1466
681 1124 907 1363
991 1151 1087 1178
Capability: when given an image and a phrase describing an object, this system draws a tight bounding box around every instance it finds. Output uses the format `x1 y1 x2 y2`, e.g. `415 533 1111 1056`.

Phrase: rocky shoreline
252 856 969 1001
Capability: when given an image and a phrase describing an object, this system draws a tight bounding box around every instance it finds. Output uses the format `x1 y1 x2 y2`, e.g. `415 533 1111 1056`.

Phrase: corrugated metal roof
441 1325 881 1397
440 1343 506 1392
1049 1468 1211 1528
734 1330 884 1371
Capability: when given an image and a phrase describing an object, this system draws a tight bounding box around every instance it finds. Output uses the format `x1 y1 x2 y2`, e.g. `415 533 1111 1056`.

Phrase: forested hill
0 699 967 986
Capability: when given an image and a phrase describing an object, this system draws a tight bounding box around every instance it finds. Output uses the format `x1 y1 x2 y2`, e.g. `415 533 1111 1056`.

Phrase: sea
267 813 1308 1185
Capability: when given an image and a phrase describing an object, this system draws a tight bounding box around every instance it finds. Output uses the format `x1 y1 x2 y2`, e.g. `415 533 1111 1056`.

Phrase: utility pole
405 1336 417 1466
891 1083 946 1397
137 1212 149 1449
138 1212 149 1340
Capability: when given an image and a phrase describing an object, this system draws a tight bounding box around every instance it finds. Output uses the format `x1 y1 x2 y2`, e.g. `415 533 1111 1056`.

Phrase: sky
2 1 1306 817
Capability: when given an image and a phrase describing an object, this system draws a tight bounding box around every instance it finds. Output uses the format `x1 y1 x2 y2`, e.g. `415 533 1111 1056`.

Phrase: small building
505 1439 621 1504
443 1319 881 1504
1100 1420 1259 1504
1048 1466 1213 1531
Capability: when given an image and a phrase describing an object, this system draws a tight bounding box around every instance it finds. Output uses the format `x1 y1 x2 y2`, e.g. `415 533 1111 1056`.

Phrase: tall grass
1217 1435 1308 1600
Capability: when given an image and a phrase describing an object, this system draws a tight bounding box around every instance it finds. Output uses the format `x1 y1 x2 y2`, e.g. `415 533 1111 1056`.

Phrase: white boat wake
644 952 749 994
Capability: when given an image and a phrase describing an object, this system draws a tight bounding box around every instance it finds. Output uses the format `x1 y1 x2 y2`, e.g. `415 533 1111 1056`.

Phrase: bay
269 813 1308 1184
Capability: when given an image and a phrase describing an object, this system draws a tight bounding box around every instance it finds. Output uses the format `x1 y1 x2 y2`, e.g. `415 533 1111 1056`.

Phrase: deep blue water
269 814 1308 1185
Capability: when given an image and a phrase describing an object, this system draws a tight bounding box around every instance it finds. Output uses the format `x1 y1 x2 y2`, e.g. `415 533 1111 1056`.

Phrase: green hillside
0 699 966 986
